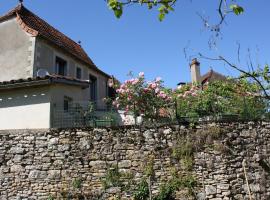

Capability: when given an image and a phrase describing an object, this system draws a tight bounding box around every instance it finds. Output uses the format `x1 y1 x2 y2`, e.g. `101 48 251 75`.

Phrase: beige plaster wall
34 39 108 106
49 84 88 107
0 86 51 130
0 18 35 82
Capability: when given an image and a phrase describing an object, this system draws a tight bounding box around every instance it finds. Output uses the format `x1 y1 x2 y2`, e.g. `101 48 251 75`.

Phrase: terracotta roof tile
0 75 90 90
0 4 110 78
201 69 227 84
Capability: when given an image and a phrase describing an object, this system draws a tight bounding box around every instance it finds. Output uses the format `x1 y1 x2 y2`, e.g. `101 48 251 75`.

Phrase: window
55 56 67 76
89 74 97 102
64 96 72 112
76 67 82 79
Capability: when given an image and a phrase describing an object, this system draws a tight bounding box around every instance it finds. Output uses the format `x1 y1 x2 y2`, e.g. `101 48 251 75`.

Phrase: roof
201 69 227 85
0 75 90 90
0 3 111 78
177 69 227 86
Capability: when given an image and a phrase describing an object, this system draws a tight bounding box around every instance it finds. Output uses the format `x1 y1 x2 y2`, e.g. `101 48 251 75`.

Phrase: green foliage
107 0 176 21
239 64 270 99
175 79 268 121
99 111 118 126
154 178 180 200
72 178 82 189
133 179 149 200
230 4 244 15
102 165 123 189
107 0 245 23
172 138 194 171
47 195 54 200
154 174 196 200
181 174 197 193
158 3 174 21
144 156 155 178
121 172 136 191
181 156 194 171
172 139 193 159
108 0 123 18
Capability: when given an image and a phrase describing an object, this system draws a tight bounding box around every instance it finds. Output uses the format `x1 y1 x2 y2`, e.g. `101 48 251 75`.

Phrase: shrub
154 174 197 200
102 165 123 189
133 179 149 200
174 79 267 121
72 178 82 189
111 72 173 122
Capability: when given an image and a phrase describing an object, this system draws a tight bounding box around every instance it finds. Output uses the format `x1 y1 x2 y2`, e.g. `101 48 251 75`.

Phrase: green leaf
114 8 123 18
230 4 244 15
108 0 123 19
108 0 117 9
159 13 165 21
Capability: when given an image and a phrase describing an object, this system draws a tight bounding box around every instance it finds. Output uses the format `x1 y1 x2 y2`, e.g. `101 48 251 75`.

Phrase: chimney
190 58 201 84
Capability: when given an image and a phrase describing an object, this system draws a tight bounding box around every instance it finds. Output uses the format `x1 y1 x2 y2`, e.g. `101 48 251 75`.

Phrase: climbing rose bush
112 72 173 120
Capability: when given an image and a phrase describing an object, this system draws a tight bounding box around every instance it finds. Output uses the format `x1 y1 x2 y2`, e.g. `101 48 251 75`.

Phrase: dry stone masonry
0 122 270 199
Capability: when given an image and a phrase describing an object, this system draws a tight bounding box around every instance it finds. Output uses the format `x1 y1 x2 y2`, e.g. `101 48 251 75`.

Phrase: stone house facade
0 3 113 129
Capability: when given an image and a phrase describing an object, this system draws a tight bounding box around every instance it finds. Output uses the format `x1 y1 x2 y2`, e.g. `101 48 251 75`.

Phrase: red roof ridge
15 12 38 36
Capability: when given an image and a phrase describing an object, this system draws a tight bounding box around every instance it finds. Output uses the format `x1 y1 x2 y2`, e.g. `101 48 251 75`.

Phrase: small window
64 96 72 112
89 74 97 102
76 67 82 79
55 56 67 76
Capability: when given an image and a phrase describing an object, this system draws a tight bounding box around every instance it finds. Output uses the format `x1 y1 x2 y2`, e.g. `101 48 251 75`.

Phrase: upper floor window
76 67 82 79
55 56 67 76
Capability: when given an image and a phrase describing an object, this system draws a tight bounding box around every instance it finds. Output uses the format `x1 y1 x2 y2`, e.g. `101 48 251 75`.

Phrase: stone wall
0 122 270 199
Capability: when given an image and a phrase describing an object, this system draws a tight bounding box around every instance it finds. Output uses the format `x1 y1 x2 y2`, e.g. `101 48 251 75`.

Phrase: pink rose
151 83 157 89
143 88 149 92
132 78 139 85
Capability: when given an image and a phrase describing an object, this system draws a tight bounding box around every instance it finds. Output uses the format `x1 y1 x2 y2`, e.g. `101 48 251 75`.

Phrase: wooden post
148 176 152 200
242 159 252 200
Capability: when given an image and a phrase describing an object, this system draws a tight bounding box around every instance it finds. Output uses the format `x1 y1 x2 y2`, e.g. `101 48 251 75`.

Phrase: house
178 58 227 88
0 3 114 129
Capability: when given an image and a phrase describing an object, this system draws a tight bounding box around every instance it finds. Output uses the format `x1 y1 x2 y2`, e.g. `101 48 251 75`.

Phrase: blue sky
0 0 269 87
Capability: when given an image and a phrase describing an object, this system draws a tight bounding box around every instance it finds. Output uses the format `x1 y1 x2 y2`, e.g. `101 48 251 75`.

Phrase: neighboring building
178 58 227 88
0 3 113 129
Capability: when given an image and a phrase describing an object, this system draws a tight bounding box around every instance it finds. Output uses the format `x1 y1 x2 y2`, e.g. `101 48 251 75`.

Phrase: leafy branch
199 54 270 100
106 0 244 23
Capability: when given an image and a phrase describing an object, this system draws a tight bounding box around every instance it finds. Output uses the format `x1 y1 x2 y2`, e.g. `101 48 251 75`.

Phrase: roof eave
0 77 90 91
0 79 51 90
51 78 89 89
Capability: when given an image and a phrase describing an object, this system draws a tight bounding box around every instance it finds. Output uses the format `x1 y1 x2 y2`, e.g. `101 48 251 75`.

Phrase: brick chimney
190 58 201 84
